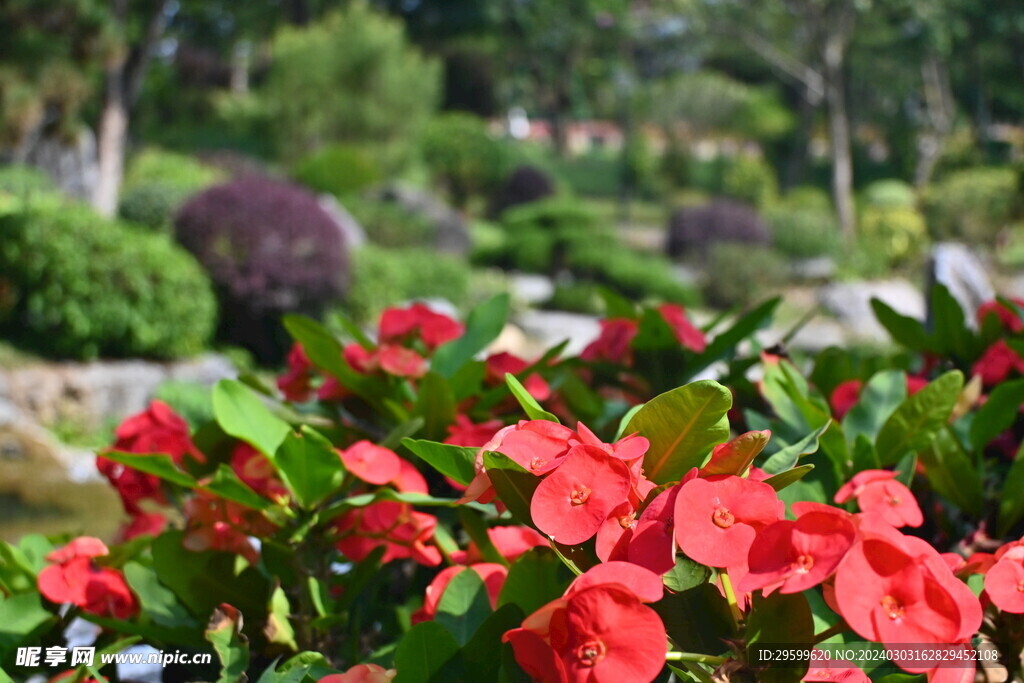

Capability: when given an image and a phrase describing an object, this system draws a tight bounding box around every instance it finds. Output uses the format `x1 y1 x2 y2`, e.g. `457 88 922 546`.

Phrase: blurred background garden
1 0 1023 539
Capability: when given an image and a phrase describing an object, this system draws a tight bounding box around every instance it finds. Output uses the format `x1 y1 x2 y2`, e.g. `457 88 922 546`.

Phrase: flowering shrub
5 286 1024 681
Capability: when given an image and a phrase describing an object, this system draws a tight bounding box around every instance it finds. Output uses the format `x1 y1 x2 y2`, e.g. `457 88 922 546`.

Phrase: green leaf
498 549 572 616
763 464 814 492
970 378 1024 452
283 314 377 398
274 426 345 509
483 452 541 530
213 379 291 457
505 373 559 423
435 569 494 646
393 621 464 683
458 508 508 566
875 371 963 465
842 370 907 445
431 294 510 378
689 297 780 376
999 443 1024 536
654 584 734 653
266 587 298 652
404 439 477 487
415 371 457 441
123 562 197 629
205 604 250 683
630 380 732 484
663 555 711 593
746 591 814 683
699 430 771 476
100 451 197 488
870 298 929 350
761 421 830 475
917 429 984 518
203 465 272 510
929 284 976 359
461 604 525 680
0 592 54 660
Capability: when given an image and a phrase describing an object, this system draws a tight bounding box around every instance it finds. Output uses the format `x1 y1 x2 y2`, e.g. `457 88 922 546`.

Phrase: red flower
504 584 666 683
444 415 505 448
231 443 287 500
803 655 869 682
413 563 509 623
985 546 1024 613
116 512 167 542
829 380 863 420
339 441 402 485
377 344 427 378
531 445 632 545
97 400 203 514
379 303 464 349
334 501 441 566
37 538 138 619
319 663 396 683
977 298 1024 333
565 562 663 603
673 475 782 569
625 486 680 575
740 508 856 594
486 352 551 400
581 319 639 364
834 469 898 504
278 343 315 401
182 490 276 563
595 502 636 563
973 340 1024 386
658 303 707 353
391 458 429 494
456 526 548 564
491 420 577 475
855 479 923 528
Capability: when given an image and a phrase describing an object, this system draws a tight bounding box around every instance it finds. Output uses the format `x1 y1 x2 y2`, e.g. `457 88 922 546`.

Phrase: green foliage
344 245 471 323
292 144 381 198
0 199 215 360
704 243 789 309
722 155 778 207
0 164 54 196
765 189 841 259
264 3 440 164
858 205 928 267
421 113 507 208
550 150 621 198
543 282 603 314
346 196 435 249
118 149 226 231
153 380 215 428
566 244 699 306
922 167 1018 243
861 179 917 210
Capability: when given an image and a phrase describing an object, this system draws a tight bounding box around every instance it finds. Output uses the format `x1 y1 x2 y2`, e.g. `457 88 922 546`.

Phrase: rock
791 257 837 281
508 273 555 305
17 128 99 202
319 194 367 249
371 183 470 255
819 279 926 344
927 243 994 329
514 310 602 357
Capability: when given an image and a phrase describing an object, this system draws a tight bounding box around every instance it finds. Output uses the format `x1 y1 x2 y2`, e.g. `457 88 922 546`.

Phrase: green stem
812 621 848 644
679 660 716 683
665 652 726 665
719 567 743 629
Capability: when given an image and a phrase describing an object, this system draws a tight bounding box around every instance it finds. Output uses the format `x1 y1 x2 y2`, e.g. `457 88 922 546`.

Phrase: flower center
1017 579 1024 593
887 495 901 507
791 554 815 573
570 485 591 506
880 594 904 620
712 507 735 528
618 513 636 529
530 456 546 471
575 639 607 667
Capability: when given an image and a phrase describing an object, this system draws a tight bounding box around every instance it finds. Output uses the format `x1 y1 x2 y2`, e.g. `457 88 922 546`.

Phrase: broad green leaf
0 593 54 660
498 549 572 615
851 434 881 472
999 443 1024 536
203 465 271 510
746 591 814 683
435 569 493 646
842 370 906 445
700 430 771 476
917 429 984 518
761 421 830 475
763 464 815 492
870 298 929 350
205 604 250 683
393 621 464 682
414 371 457 441
631 380 732 484
100 452 198 488
663 555 711 593
380 417 425 451
461 604 525 680
274 427 345 509
266 587 298 651
930 284 976 359
404 438 477 486
431 294 510 377
598 286 637 319
875 371 963 465
505 373 559 423
970 379 1024 452
123 562 197 629
213 379 290 457
484 452 541 530
689 297 780 376
653 584 734 653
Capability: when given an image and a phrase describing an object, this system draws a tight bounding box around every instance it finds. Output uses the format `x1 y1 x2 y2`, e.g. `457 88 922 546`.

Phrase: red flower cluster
182 490 277 564
580 305 706 366
977 298 1024 333
834 470 922 528
972 339 1024 387
37 538 138 619
97 400 204 515
980 540 1024 614
278 303 465 400
503 563 666 683
829 375 929 421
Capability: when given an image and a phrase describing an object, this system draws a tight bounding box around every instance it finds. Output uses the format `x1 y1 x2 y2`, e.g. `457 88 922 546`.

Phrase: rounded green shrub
862 179 917 210
722 155 777 207
345 245 471 323
922 167 1018 243
0 200 216 359
704 243 789 309
858 205 928 266
765 188 841 259
499 199 614 273
118 148 225 231
421 113 506 208
293 144 381 198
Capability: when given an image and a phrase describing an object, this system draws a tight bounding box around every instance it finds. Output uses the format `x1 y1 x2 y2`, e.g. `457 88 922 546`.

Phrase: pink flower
658 303 707 353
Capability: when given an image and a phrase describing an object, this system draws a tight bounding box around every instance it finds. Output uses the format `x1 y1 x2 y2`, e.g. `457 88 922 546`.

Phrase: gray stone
318 194 367 249
17 128 98 201
819 279 926 344
371 183 470 255
927 243 995 329
514 310 602 357
791 257 837 281
508 273 555 305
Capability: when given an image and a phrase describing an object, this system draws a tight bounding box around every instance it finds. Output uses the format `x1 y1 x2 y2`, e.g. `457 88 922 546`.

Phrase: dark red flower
658 303 707 353
581 319 638 364
973 340 1024 386
182 490 276 563
231 443 287 500
38 538 138 619
829 380 862 420
486 352 550 400
116 512 167 542
334 501 441 566
379 303 464 349
977 298 1024 333
278 343 315 401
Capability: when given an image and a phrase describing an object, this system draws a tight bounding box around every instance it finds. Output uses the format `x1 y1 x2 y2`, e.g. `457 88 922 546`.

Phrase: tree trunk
823 32 855 242
93 64 129 218
914 54 955 187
